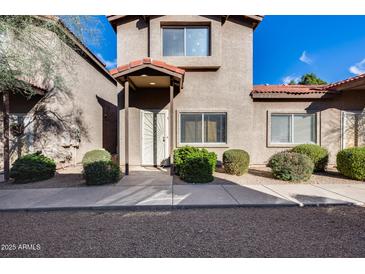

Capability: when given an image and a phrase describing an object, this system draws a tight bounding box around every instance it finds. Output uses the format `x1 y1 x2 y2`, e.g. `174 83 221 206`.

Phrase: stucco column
124 80 129 175
169 84 174 175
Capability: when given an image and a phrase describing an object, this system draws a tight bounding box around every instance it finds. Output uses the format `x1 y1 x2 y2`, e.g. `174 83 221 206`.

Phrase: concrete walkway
0 174 364 210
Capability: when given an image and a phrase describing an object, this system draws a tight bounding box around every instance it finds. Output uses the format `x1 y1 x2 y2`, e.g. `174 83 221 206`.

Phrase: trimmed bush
267 152 314 182
180 154 214 183
10 152 56 183
291 144 329 172
223 149 250 175
336 147 365 180
82 149 111 165
83 161 121 185
173 146 201 175
175 146 217 183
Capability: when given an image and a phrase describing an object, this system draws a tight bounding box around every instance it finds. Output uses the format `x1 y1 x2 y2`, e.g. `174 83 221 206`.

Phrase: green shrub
223 149 250 175
173 146 201 175
291 144 329 172
180 155 214 183
10 152 56 183
267 152 314 182
176 147 217 183
83 161 121 185
82 149 111 166
336 147 365 180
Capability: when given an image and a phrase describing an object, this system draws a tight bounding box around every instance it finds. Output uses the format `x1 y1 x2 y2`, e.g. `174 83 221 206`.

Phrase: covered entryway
111 58 185 175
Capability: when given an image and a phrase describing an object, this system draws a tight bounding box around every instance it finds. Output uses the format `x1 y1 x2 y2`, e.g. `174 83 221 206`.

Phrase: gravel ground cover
1 206 365 257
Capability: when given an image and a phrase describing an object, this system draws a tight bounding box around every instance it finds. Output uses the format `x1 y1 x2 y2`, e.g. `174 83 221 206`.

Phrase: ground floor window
342 111 365 148
180 112 227 144
270 113 316 145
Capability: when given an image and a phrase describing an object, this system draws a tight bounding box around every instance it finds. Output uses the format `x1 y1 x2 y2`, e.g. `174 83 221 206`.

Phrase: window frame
268 111 319 147
162 25 211 57
178 111 227 146
341 110 365 149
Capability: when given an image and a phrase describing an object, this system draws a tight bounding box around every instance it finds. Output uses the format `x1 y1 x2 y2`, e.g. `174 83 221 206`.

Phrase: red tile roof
253 73 365 96
110 58 185 76
325 73 365 89
252 85 327 94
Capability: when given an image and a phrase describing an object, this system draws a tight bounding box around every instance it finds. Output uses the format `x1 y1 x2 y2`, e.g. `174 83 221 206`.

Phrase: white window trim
267 111 320 148
178 111 227 147
162 26 210 57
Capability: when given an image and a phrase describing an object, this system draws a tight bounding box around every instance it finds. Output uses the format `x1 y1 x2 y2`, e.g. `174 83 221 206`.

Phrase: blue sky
83 15 365 85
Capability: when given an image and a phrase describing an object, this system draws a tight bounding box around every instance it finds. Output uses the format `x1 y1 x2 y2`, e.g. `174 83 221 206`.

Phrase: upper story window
162 26 210 57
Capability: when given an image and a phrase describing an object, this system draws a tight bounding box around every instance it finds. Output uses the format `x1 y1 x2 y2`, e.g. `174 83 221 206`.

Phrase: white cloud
282 74 300 85
349 59 365 75
96 53 117 69
299 51 312 65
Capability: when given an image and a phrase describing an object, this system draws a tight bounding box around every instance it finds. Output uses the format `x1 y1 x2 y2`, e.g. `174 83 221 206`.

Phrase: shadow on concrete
293 194 353 205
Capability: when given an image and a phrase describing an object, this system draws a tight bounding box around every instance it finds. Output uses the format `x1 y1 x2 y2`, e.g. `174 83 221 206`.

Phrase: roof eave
36 16 117 85
107 15 264 30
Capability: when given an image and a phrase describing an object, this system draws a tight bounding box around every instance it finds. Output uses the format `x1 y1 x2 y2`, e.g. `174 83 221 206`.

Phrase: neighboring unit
0 16 117 168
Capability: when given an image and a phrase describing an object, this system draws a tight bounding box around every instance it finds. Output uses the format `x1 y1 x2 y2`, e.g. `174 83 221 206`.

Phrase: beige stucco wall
251 90 365 165
115 15 365 167
116 16 149 65
0 27 117 167
116 16 254 166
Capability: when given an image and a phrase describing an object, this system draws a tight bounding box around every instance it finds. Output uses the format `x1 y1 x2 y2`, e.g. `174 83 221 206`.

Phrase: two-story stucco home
108 15 263 174
108 15 365 175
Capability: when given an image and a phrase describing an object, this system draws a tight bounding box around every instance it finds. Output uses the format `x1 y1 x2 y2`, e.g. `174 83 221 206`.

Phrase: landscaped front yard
0 165 361 190
173 166 361 185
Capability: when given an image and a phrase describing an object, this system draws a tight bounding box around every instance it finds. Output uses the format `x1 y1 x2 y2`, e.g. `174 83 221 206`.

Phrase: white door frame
140 109 169 166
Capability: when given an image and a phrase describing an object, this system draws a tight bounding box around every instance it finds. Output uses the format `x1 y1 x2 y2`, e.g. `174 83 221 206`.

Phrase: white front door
141 110 169 166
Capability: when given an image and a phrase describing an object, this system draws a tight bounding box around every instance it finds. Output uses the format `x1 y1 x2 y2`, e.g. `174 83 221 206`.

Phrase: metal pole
169 84 174 175
124 80 129 175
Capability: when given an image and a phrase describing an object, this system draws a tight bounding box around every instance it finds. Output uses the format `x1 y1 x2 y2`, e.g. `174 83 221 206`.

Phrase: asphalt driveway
1 206 365 257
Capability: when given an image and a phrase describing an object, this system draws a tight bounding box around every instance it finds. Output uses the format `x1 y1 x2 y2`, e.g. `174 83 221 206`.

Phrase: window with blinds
180 112 227 144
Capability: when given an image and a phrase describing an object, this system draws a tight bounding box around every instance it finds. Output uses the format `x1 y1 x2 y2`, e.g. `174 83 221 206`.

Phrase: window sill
267 142 318 148
157 56 221 70
177 143 229 148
